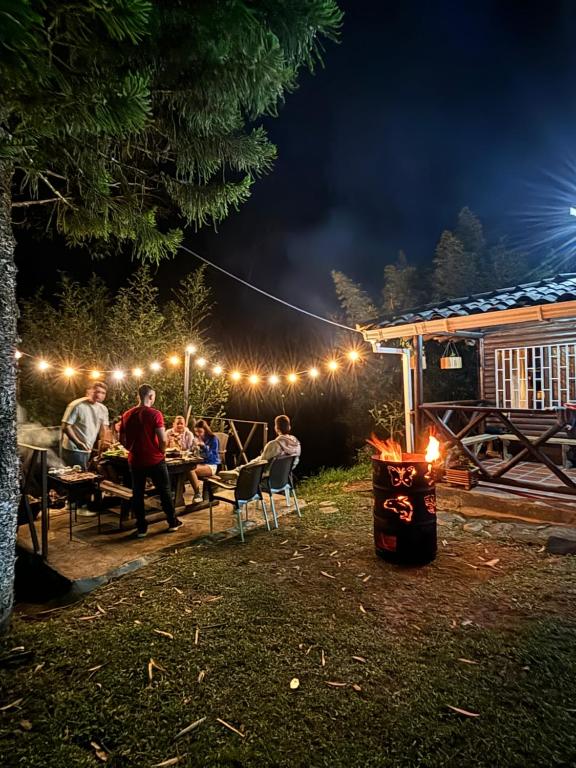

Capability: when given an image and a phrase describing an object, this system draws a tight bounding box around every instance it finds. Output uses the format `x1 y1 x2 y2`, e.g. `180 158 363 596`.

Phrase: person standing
119 384 183 538
61 381 110 469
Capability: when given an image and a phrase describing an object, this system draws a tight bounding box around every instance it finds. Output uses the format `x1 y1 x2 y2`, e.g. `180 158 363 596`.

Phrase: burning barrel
370 436 440 566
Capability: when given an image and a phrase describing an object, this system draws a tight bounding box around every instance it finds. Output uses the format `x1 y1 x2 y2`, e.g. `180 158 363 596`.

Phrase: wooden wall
482 319 576 437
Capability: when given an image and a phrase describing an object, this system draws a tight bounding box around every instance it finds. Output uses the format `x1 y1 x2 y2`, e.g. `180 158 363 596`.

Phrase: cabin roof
372 274 576 329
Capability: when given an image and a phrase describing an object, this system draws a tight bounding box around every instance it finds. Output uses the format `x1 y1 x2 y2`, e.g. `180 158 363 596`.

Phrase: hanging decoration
440 341 462 369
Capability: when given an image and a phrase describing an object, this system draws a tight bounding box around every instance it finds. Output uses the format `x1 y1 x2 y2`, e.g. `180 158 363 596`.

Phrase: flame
425 434 441 463
368 433 403 461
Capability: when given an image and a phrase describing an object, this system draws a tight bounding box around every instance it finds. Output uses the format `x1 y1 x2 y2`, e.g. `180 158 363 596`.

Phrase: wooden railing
420 401 576 495
197 416 268 466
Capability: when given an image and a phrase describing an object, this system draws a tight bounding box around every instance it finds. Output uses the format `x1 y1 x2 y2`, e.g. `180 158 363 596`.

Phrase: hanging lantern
440 341 462 369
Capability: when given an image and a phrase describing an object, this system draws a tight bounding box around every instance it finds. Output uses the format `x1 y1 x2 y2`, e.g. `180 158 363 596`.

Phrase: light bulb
90 370 102 380
327 359 338 371
308 367 319 378
150 361 161 372
287 372 298 383
185 344 197 355
196 357 207 368
269 374 279 385
249 374 259 385
112 370 125 381
230 370 241 382
213 365 223 375
37 360 50 371
132 367 143 378
63 366 76 378
347 350 360 362
168 355 180 366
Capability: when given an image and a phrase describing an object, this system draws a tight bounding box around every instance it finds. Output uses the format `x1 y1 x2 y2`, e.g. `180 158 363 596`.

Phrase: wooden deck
17 487 305 590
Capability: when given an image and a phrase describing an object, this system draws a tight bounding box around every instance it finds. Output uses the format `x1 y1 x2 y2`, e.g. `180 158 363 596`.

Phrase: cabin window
495 344 576 409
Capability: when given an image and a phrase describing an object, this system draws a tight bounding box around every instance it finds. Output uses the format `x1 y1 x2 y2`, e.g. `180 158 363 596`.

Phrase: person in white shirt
61 381 109 470
222 415 301 481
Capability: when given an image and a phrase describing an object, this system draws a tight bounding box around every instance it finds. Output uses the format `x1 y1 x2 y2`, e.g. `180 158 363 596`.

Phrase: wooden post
413 335 424 448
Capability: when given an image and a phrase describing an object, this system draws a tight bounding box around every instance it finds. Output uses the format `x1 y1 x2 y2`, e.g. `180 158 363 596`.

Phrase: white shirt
61 397 109 454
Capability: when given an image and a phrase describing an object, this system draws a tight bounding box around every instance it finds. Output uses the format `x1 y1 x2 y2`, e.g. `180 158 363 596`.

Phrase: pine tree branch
11 197 61 208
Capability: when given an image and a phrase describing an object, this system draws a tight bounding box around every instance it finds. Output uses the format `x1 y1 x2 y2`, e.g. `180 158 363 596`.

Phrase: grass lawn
1 466 576 767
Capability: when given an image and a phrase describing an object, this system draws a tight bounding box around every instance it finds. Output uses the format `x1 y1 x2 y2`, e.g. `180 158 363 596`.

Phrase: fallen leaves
320 571 335 580
326 681 347 687
175 717 206 739
153 629 174 640
197 670 206 684
216 718 245 738
151 756 186 767
90 741 108 762
352 656 367 663
447 705 480 717
458 658 479 665
0 698 23 711
19 719 32 731
359 604 367 614
290 678 300 690
147 658 167 682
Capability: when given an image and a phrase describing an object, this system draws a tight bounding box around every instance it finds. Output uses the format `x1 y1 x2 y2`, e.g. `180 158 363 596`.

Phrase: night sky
16 0 576 354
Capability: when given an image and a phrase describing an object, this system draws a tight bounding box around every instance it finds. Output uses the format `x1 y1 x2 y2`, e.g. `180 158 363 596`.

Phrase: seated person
190 419 220 503
166 415 196 451
222 414 301 480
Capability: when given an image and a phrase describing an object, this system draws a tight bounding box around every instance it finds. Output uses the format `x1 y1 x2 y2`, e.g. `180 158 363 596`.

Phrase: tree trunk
0 161 19 633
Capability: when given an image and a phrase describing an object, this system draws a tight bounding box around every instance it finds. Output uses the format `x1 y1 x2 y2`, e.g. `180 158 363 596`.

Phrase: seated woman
190 419 220 503
166 415 196 452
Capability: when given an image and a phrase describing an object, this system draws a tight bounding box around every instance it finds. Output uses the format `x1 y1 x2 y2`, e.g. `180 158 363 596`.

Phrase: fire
425 434 441 463
368 434 403 461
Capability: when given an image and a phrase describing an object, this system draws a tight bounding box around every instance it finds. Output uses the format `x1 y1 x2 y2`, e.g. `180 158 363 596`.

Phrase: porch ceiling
361 299 576 344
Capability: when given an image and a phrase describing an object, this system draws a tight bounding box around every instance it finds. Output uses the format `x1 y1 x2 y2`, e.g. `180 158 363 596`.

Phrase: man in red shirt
120 384 182 537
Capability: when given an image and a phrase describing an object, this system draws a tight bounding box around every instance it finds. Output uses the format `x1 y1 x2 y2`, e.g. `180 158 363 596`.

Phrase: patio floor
17 486 305 590
480 457 576 490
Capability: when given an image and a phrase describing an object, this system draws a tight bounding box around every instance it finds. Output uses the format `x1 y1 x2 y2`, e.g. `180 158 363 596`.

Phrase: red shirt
121 406 165 468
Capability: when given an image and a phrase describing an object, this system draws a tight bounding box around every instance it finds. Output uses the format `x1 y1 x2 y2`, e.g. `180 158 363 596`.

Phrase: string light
16 341 374 389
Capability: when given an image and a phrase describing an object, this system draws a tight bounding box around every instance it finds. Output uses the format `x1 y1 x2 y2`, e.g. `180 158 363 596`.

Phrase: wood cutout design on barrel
369 435 440 566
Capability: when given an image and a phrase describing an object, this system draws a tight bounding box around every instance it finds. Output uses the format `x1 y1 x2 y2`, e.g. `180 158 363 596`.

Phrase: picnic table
101 454 202 509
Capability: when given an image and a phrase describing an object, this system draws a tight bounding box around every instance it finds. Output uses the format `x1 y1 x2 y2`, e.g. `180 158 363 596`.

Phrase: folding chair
260 456 301 528
206 461 269 542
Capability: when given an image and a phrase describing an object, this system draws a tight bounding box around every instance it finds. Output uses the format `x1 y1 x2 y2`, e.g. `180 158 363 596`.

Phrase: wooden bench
499 434 576 468
461 434 498 456
98 480 133 531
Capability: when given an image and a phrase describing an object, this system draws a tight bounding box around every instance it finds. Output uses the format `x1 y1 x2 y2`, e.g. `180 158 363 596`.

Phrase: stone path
438 510 576 549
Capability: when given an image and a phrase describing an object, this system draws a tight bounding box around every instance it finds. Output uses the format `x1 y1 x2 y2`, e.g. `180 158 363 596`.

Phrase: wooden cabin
361 274 576 496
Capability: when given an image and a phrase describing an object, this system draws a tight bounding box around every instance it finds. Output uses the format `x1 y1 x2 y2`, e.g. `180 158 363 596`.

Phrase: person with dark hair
119 384 182 537
166 415 196 451
190 419 220 503
61 381 109 470
220 414 301 481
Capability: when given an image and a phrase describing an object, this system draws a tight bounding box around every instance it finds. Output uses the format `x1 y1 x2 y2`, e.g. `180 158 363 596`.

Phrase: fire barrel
372 454 437 565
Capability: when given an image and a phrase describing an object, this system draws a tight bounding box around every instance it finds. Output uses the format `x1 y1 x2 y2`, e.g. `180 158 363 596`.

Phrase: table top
102 454 202 470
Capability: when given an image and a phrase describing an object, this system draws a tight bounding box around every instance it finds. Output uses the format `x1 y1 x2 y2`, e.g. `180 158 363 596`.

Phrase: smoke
17 405 64 468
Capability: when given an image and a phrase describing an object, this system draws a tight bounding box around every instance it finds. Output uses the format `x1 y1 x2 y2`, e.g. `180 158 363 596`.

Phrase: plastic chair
260 456 301 528
213 431 229 470
206 461 269 542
